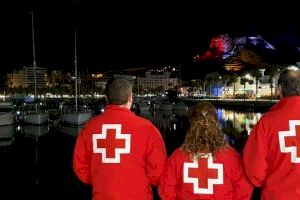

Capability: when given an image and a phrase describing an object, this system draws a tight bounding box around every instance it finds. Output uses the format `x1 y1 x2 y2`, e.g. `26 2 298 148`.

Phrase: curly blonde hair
181 102 227 158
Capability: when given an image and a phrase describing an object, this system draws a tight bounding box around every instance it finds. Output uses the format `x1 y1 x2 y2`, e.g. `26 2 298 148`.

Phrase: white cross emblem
279 120 300 163
183 153 223 194
93 124 131 163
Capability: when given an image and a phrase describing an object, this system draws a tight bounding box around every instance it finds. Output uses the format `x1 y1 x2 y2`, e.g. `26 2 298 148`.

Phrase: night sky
1 1 300 77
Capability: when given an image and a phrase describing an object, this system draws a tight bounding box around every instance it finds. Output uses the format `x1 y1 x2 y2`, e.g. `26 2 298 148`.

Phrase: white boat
61 111 91 126
21 123 49 185
0 102 15 126
21 13 49 125
61 29 91 126
22 111 49 125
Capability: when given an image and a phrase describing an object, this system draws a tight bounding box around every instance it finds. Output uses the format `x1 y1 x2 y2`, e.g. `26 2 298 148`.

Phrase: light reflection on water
140 108 263 137
216 108 263 153
21 124 50 138
217 108 262 135
56 124 84 137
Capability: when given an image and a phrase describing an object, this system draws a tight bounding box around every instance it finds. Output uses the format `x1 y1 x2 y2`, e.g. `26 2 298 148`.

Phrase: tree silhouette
249 69 262 100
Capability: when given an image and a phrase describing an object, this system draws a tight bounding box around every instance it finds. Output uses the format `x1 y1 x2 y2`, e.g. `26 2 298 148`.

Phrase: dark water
0 108 264 200
0 124 90 200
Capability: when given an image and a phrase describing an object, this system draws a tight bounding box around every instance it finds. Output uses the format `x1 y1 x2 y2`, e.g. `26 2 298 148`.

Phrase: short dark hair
105 77 132 105
278 66 300 97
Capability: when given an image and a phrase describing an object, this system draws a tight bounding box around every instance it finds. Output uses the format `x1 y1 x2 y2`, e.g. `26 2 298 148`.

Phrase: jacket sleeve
230 148 253 200
73 128 92 184
158 152 178 200
145 125 167 186
243 119 269 187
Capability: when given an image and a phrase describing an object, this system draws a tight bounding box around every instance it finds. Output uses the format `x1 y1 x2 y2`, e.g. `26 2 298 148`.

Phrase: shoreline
182 98 277 112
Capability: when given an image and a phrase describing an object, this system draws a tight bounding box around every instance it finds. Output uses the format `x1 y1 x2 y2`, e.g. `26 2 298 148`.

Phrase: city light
287 65 300 71
245 74 251 79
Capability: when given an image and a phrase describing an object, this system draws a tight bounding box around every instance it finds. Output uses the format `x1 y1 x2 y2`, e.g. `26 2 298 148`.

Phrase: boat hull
0 113 15 126
22 113 49 125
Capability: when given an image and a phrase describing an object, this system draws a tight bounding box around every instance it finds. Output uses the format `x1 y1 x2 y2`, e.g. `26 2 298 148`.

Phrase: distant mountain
194 34 300 65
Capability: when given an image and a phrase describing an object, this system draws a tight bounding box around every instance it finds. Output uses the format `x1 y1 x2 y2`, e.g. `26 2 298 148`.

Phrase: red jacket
73 105 167 200
243 96 300 200
159 147 253 200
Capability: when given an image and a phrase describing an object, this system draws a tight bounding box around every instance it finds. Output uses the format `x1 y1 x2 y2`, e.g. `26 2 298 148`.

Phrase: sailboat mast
31 12 37 99
75 29 78 112
178 64 181 84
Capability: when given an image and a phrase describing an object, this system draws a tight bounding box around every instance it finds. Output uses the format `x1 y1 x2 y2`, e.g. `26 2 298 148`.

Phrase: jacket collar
105 104 132 114
270 96 300 112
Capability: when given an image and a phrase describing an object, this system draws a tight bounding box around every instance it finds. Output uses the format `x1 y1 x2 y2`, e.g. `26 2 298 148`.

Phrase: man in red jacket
73 77 167 200
243 66 300 200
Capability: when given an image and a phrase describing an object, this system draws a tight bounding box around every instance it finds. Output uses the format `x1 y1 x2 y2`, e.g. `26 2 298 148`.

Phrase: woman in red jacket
158 102 253 200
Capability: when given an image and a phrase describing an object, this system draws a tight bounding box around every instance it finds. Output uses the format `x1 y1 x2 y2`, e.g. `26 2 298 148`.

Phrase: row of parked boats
0 101 92 126
0 98 189 148
0 97 188 127
132 99 188 113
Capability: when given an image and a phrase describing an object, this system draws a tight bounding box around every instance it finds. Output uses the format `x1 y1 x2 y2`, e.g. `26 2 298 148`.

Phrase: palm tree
240 76 254 102
189 80 202 97
265 63 281 100
250 68 262 100
205 72 221 99
201 79 207 99
240 77 247 102
224 73 238 99
239 49 267 99
231 73 238 99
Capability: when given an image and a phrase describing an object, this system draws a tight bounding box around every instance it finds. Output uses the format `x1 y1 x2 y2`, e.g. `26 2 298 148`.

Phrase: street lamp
245 73 251 80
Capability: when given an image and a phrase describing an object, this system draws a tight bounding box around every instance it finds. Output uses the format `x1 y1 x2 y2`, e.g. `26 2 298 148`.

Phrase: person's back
159 147 252 200
159 102 253 200
73 77 167 200
243 66 300 200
